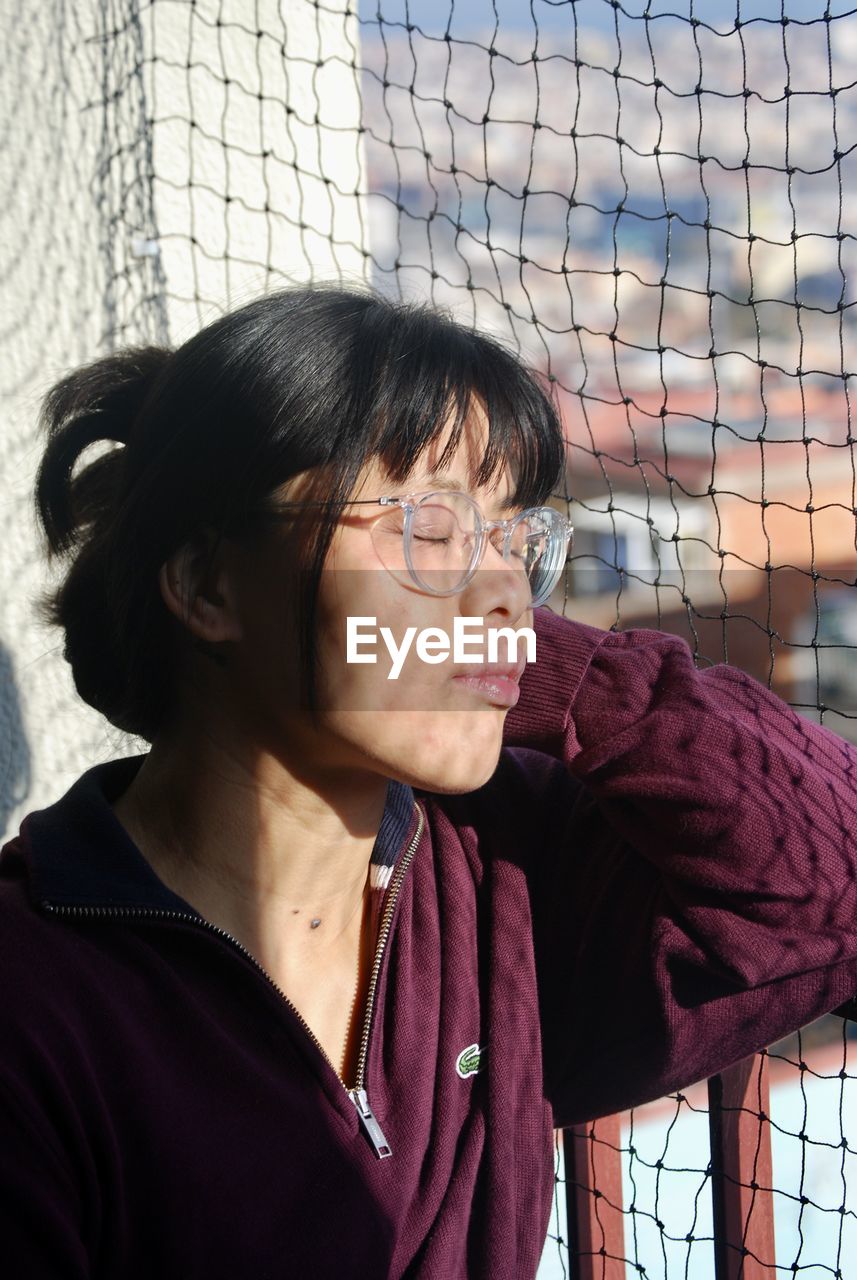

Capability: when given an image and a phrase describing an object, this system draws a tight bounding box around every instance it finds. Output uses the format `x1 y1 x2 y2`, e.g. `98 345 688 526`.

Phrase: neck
111 720 391 971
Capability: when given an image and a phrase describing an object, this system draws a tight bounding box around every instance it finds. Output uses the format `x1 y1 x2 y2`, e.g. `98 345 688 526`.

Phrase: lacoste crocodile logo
455 1043 486 1079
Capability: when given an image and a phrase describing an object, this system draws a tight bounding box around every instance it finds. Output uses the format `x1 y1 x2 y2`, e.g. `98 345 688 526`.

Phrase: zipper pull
349 1087 392 1159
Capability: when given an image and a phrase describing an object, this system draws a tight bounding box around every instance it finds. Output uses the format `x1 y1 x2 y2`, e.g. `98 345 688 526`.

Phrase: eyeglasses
263 490 573 607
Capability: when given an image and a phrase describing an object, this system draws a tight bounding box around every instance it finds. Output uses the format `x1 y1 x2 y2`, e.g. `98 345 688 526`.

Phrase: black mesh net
358 15 857 1261
542 1015 857 1278
359 0 857 748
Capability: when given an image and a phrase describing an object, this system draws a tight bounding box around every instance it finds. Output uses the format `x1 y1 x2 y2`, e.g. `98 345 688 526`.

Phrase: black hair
34 284 565 742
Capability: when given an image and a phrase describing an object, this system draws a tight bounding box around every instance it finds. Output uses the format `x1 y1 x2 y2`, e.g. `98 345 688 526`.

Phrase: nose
457 534 532 626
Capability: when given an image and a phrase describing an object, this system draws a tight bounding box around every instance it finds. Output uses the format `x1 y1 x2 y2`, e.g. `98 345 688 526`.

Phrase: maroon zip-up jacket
3 607 857 1279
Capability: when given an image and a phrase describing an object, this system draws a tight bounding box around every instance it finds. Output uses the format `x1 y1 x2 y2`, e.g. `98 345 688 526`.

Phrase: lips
451 658 528 684
450 659 527 708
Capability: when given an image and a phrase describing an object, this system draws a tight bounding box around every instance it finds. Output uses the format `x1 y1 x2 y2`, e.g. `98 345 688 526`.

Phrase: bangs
359 308 565 512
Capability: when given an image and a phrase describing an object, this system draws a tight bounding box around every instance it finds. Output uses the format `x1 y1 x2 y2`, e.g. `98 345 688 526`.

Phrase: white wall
0 0 367 835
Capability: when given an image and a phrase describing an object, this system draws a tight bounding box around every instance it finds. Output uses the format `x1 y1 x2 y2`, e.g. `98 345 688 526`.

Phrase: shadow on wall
0 640 31 842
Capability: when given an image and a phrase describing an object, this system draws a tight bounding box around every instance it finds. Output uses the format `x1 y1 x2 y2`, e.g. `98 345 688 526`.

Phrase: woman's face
222 411 534 795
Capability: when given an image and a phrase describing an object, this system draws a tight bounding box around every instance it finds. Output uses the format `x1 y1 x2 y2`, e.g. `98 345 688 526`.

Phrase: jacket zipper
40 799 425 1161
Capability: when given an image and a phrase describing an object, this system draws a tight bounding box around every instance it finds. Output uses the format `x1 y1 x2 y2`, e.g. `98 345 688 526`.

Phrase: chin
396 742 505 797
339 705 507 794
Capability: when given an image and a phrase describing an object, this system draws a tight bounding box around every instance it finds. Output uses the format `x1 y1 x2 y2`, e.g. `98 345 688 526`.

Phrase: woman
2 284 856 1279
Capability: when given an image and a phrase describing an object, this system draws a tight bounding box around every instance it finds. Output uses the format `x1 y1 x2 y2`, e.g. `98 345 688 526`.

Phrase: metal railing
562 1001 857 1280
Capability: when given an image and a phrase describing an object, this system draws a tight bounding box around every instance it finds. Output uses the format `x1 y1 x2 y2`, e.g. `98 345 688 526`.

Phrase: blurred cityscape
361 8 857 737
357 18 857 1276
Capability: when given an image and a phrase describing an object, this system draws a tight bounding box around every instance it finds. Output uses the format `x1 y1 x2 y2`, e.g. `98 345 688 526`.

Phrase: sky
360 0 857 38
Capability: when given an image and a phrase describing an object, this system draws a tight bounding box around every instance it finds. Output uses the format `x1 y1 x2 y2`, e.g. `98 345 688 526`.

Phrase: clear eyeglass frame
257 489 574 608
371 490 573 607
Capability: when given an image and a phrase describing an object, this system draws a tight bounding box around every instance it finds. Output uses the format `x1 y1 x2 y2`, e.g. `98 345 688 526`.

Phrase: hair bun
34 346 170 555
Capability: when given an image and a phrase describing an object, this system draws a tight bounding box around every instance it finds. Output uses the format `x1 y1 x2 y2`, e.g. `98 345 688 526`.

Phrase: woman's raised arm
500 605 857 1125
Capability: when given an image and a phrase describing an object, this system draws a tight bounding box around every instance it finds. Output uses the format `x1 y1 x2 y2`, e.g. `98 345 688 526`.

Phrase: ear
158 527 243 646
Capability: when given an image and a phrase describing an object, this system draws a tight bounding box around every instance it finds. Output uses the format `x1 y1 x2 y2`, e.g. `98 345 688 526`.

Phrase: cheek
227 586 301 717
316 575 459 702
310 570 508 790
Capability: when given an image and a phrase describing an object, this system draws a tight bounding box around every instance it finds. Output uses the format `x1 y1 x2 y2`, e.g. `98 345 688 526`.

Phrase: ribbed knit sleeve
502 606 857 1125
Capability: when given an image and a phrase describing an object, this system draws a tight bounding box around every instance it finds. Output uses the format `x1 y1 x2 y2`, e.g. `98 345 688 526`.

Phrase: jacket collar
13 754 418 913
